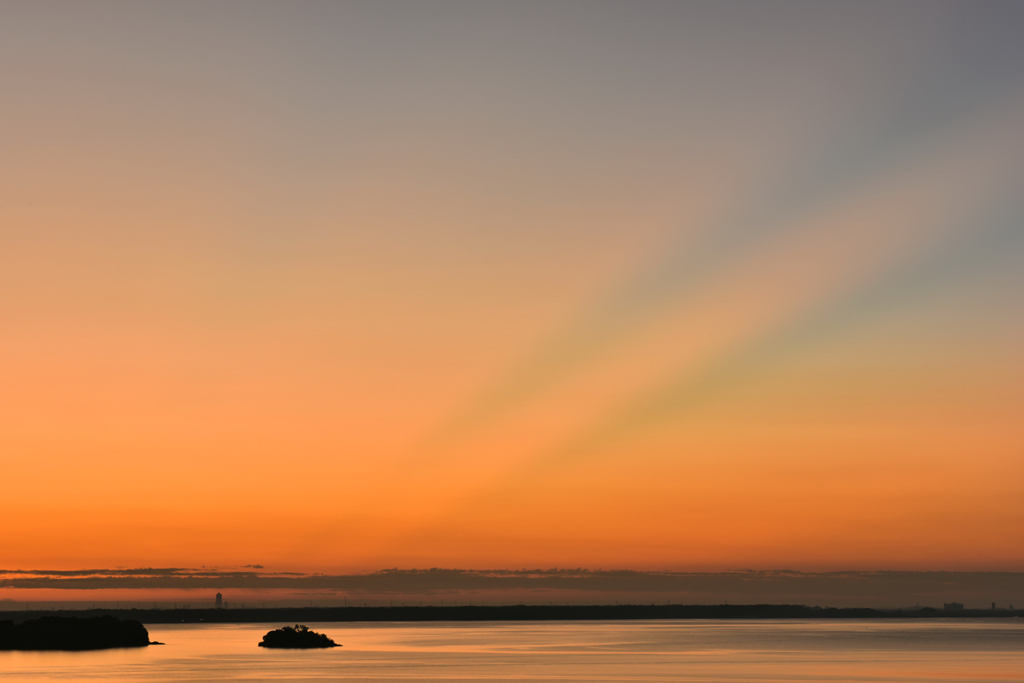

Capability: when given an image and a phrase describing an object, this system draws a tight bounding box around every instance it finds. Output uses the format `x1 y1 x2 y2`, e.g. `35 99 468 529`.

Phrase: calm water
2 620 1023 682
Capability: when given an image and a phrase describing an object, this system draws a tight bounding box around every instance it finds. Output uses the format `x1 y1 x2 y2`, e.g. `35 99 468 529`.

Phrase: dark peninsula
0 615 154 651
259 624 340 649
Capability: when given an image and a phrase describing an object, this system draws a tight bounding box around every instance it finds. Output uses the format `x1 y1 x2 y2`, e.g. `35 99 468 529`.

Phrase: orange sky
1 1 1023 582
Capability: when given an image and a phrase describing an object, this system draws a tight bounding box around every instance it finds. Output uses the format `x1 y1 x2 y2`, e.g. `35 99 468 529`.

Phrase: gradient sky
2 1 1023 579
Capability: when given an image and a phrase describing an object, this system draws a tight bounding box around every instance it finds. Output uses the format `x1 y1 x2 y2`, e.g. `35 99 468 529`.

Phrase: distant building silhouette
215 593 223 609
943 602 964 611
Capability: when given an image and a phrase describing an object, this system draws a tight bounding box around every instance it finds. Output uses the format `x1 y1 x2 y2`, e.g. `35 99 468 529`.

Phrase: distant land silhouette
4 568 1021 608
2 604 1021 626
0 615 153 650
259 624 340 649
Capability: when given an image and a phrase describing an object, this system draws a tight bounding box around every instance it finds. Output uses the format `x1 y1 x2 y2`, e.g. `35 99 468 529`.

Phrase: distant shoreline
2 605 1021 625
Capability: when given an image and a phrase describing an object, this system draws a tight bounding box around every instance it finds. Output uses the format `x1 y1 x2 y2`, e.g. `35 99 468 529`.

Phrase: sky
1 1 1023 601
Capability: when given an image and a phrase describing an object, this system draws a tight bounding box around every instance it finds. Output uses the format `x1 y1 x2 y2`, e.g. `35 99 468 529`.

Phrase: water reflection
2 620 1022 682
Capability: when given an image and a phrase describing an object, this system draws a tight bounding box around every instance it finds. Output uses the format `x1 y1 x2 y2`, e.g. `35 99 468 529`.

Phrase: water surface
2 619 1022 682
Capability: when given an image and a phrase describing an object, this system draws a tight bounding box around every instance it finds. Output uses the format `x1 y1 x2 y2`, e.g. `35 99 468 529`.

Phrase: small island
0 615 154 651
258 624 340 649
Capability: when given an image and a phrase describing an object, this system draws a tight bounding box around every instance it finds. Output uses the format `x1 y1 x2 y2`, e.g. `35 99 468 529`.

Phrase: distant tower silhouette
215 593 223 609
